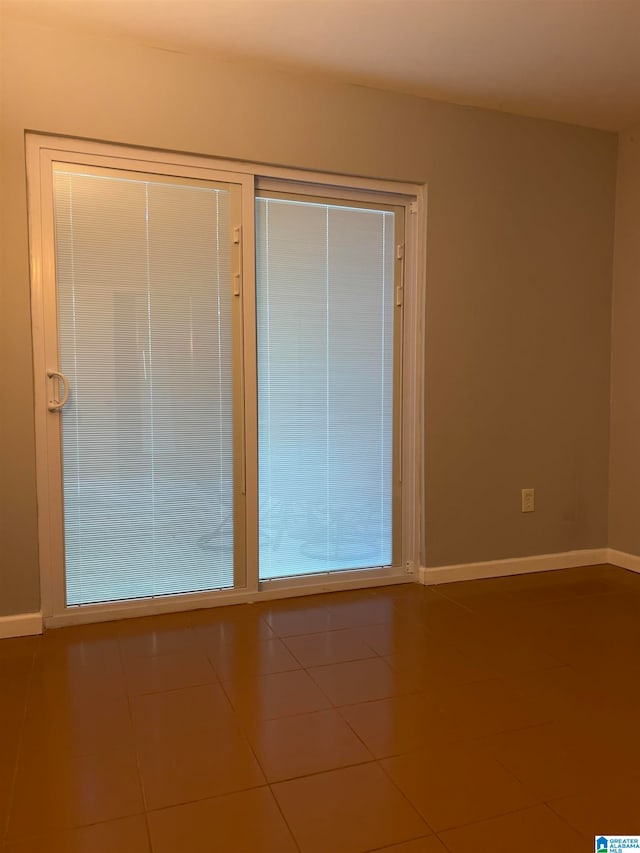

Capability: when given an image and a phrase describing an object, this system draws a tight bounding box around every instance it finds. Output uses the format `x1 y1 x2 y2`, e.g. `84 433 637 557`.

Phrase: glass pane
256 197 395 580
54 167 235 605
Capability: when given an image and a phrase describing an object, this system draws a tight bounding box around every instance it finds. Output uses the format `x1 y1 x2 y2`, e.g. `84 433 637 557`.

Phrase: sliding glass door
256 193 403 580
51 164 244 605
30 136 416 621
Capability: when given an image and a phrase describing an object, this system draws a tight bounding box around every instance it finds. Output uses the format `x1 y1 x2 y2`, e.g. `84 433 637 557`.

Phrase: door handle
47 370 70 411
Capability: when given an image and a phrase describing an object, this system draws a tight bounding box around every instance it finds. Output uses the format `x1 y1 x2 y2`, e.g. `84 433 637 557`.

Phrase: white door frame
26 133 426 628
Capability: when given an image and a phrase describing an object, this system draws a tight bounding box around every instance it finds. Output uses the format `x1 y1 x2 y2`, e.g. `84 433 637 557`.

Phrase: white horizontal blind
256 196 396 580
53 167 235 605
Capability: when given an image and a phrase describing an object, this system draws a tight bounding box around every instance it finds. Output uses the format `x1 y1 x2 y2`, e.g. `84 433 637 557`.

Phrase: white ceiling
4 0 640 131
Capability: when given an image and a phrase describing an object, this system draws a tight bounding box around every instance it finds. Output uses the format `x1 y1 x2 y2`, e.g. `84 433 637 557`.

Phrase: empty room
1 0 639 851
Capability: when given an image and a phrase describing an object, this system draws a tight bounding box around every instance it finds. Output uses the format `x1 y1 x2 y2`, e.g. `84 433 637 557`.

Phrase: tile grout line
118 634 154 852
543 786 623 841
537 802 587 842
440 802 578 838
268 757 378 786
374 754 437 837
197 686 304 853
266 782 303 853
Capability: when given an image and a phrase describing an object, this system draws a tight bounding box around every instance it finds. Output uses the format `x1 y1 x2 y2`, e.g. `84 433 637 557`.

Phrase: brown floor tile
383 640 495 687
263 604 334 638
580 707 640 777
548 776 640 839
391 597 476 637
28 646 126 707
434 577 517 612
205 637 301 680
131 683 235 741
188 601 271 627
247 708 372 782
381 738 539 831
433 676 552 738
439 805 584 852
342 676 543 751
35 630 123 688
118 623 198 659
223 669 331 720
123 649 217 695
2 815 150 852
36 623 121 662
147 786 297 853
481 720 612 801
327 598 396 630
379 582 437 598
315 587 381 606
536 593 640 641
506 578 616 604
0 656 34 698
0 757 17 836
354 619 436 657
283 627 378 667
564 633 640 675
369 837 449 852
339 693 439 758
451 634 565 678
21 693 136 758
272 762 429 853
7 747 143 840
0 636 41 661
37 617 120 644
135 717 265 809
192 616 274 651
127 610 200 629
573 648 640 687
0 700 27 759
504 664 594 721
308 657 410 706
267 590 335 608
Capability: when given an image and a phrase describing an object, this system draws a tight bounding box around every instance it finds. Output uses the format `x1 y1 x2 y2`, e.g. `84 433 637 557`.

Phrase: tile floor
1 563 639 852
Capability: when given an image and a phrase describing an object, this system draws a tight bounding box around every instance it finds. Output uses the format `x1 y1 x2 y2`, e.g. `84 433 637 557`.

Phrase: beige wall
0 17 617 616
609 125 640 556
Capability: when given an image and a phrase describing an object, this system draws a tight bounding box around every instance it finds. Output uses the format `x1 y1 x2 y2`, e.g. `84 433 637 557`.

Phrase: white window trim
26 133 426 628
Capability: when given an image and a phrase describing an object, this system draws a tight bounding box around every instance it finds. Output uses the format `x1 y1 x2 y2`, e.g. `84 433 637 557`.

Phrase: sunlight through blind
256 196 395 580
53 167 235 605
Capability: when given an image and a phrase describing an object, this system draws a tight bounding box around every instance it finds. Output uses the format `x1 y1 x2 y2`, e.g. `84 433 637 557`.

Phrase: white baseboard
419 548 609 585
0 611 43 640
607 548 640 574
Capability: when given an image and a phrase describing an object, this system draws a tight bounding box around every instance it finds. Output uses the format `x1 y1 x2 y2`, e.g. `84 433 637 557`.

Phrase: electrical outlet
521 488 535 513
